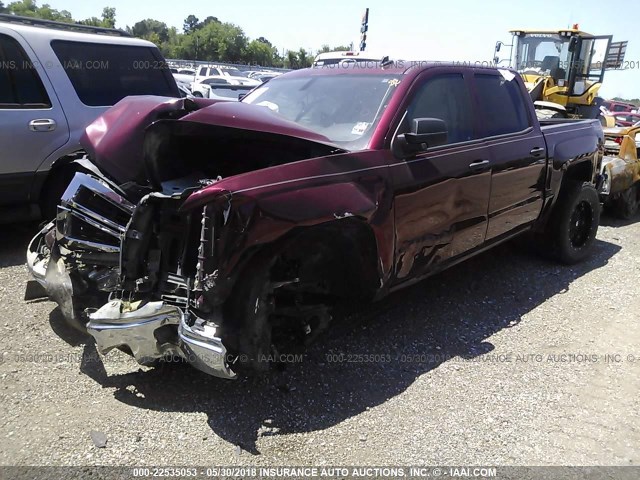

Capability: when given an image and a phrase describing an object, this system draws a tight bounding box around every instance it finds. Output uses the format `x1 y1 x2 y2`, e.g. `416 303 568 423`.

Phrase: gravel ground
0 216 638 467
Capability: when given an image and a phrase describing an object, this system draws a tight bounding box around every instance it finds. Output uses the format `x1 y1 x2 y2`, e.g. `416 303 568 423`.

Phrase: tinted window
51 40 178 106
0 34 50 108
475 74 530 137
401 74 475 144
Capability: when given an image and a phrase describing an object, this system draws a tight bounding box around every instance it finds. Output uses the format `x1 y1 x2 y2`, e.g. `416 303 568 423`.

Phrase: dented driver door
389 71 492 284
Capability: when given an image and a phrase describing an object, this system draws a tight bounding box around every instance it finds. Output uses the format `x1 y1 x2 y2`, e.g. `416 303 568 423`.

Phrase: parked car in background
190 76 254 100
194 65 260 86
27 63 604 380
255 73 280 83
172 70 195 85
613 112 640 127
0 14 179 222
602 100 637 113
247 70 282 80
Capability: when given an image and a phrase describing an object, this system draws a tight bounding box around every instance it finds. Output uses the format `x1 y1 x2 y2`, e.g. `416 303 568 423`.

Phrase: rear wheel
613 184 639 219
545 182 600 264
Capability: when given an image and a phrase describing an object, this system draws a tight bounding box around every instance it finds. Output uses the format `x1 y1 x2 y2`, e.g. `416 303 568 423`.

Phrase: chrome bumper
87 299 236 379
26 172 236 380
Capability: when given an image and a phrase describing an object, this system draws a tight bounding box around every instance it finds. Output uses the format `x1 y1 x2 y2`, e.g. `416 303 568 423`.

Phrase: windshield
241 74 402 149
515 34 571 80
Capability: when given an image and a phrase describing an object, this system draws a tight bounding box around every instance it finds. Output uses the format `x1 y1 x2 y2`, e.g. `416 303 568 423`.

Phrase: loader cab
505 28 612 116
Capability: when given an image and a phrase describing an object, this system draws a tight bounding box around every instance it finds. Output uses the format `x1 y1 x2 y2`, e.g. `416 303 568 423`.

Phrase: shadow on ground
0 222 41 268
51 238 619 454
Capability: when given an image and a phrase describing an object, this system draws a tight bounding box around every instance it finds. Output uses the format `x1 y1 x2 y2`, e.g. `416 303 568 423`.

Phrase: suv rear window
475 74 530 137
51 40 178 106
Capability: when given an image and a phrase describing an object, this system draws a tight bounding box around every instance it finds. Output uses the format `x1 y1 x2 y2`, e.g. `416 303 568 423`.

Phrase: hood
80 95 342 186
182 101 334 145
80 96 337 184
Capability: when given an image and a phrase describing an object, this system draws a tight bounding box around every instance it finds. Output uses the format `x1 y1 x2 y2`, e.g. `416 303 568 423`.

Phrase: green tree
200 16 219 27
183 14 198 34
245 39 275 66
297 48 311 68
285 50 299 69
79 7 116 28
6 0 37 16
7 0 73 22
101 6 115 28
318 44 352 53
256 36 272 47
131 19 169 43
195 21 247 62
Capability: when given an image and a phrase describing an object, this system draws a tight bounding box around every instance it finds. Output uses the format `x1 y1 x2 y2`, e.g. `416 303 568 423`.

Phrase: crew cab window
475 74 530 136
198 67 207 76
0 34 51 108
400 74 475 144
50 40 178 106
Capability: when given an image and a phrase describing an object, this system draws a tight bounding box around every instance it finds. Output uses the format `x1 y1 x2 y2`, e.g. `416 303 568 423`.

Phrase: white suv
0 14 179 222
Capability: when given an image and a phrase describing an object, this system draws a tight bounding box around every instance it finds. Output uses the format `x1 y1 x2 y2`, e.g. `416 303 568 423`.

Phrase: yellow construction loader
494 26 626 124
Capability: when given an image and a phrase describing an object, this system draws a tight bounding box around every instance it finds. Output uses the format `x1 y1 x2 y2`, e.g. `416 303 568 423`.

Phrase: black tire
613 184 639 220
192 91 203 98
224 253 275 374
546 182 600 264
223 236 336 375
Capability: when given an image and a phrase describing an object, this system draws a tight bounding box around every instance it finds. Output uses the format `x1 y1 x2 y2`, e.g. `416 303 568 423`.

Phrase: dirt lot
0 216 639 467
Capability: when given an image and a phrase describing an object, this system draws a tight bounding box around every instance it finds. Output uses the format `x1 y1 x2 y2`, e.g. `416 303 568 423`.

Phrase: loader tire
613 184 639 220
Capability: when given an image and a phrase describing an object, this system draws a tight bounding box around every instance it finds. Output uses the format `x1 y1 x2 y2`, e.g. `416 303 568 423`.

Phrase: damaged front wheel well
221 219 381 371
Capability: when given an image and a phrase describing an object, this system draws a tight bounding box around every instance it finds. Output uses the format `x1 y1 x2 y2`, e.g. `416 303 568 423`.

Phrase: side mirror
405 118 448 146
495 41 502 52
396 118 448 157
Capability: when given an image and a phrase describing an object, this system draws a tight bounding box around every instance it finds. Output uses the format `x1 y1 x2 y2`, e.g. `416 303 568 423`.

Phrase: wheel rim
569 200 593 248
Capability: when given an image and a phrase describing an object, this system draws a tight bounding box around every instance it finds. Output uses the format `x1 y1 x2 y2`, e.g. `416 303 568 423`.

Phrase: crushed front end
27 169 237 379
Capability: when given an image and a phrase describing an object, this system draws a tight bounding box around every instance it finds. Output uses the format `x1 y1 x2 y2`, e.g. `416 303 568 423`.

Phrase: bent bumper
87 299 236 379
27 225 235 379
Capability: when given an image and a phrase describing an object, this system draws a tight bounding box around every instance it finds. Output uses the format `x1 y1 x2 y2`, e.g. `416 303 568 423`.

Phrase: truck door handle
530 147 545 157
29 119 57 132
468 160 490 172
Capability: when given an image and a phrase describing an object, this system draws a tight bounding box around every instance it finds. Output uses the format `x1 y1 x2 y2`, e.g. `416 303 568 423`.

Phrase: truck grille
56 172 134 254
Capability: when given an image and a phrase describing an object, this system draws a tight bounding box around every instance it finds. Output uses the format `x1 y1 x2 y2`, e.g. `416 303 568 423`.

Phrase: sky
50 0 640 98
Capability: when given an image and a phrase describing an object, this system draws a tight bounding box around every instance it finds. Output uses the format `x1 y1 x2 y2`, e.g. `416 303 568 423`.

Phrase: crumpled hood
181 101 333 144
80 95 337 185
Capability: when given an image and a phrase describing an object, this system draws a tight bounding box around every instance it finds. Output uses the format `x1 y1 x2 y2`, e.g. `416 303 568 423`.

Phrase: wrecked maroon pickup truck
27 63 604 379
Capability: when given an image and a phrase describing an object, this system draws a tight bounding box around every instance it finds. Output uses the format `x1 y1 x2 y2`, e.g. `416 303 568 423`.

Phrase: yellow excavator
494 26 626 124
